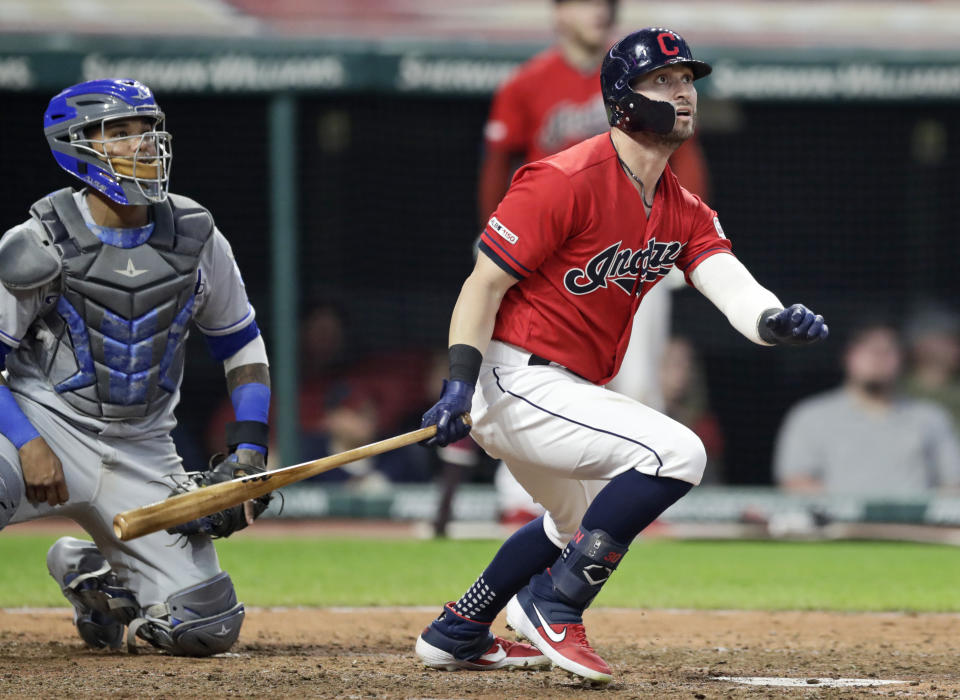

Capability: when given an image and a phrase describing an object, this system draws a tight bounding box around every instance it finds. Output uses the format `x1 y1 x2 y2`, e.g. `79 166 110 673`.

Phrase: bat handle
113 514 128 539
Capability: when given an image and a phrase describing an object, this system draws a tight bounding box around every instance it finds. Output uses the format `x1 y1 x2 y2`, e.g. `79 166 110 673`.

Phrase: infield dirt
0 608 956 698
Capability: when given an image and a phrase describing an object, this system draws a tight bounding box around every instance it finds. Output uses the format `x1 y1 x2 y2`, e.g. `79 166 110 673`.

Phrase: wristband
229 382 270 455
448 344 483 386
0 386 41 449
225 421 270 455
758 307 785 344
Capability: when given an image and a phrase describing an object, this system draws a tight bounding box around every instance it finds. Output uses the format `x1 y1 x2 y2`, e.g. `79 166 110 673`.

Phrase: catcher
0 79 271 655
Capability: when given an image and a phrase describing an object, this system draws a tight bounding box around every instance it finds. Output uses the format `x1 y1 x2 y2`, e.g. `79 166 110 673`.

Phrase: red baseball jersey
478 134 732 385
484 48 606 164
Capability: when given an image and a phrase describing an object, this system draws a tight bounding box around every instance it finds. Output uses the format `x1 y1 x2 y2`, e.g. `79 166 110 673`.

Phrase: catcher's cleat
61 558 135 650
49 538 138 651
74 608 124 650
505 589 612 684
415 603 549 671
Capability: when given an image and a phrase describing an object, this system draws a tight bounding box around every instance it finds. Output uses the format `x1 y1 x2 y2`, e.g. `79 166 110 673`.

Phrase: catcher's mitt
166 453 272 538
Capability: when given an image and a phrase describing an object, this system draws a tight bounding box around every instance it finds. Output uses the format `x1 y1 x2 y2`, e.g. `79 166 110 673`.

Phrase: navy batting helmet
601 28 711 134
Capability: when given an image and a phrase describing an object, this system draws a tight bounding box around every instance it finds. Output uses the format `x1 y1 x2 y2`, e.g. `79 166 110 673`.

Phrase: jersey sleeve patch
488 216 519 245
713 216 727 240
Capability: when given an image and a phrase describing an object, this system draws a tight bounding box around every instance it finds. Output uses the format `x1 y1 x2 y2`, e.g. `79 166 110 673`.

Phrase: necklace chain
617 156 656 209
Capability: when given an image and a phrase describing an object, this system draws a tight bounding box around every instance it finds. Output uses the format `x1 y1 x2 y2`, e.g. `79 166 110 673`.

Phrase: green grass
2 535 958 611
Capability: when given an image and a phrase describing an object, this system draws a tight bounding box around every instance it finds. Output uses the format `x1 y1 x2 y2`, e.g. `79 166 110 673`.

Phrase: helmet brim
629 58 712 85
671 58 712 80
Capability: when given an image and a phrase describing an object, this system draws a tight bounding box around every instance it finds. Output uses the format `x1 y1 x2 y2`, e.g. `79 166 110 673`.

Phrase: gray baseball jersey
0 188 257 607
0 189 256 438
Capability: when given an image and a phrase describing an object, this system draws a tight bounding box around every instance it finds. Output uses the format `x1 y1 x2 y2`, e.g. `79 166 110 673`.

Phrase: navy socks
452 515 560 623
581 469 692 543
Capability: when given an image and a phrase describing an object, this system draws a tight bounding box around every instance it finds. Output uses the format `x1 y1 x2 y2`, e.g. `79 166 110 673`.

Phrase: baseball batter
477 0 714 521
0 79 272 655
415 29 828 683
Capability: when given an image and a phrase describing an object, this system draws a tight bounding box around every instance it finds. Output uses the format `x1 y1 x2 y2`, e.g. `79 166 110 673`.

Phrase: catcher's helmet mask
601 28 711 135
44 79 172 206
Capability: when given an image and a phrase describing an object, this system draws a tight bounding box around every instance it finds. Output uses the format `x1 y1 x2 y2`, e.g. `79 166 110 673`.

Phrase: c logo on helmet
657 32 680 56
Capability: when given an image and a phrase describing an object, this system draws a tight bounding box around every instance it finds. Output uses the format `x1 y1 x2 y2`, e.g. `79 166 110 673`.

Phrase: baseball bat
113 415 471 541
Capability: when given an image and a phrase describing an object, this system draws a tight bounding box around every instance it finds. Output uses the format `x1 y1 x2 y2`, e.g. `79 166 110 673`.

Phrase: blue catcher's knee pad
129 571 244 656
0 456 22 530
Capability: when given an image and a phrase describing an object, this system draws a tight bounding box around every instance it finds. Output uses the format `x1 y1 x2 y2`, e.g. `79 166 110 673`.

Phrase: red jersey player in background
474 0 714 526
479 0 711 217
415 28 827 683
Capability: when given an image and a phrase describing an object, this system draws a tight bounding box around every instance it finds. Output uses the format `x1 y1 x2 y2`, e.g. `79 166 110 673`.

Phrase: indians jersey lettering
563 238 685 296
478 134 732 384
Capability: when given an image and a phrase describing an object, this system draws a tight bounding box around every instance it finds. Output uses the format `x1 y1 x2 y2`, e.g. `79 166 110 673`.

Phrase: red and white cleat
415 603 550 671
505 591 612 684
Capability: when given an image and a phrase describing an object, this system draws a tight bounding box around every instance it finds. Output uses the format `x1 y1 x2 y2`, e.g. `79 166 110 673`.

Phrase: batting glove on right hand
420 379 473 447
763 304 829 345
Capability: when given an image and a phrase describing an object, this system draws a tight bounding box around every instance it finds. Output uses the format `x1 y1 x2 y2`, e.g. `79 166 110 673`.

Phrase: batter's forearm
448 280 502 356
445 255 517 385
689 254 782 345
448 264 514 359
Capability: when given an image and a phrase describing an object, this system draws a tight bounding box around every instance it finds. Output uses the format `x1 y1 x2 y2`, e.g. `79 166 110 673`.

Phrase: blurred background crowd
1 0 959 532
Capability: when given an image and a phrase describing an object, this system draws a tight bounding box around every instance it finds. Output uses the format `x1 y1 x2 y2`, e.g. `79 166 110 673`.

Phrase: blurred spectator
774 321 960 494
902 305 960 432
661 337 725 481
206 301 436 488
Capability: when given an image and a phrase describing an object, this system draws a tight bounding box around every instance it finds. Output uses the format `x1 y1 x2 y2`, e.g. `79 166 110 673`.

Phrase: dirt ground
0 607 957 699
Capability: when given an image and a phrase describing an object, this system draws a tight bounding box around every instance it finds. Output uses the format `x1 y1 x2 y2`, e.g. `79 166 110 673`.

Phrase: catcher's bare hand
233 448 266 526
19 436 69 506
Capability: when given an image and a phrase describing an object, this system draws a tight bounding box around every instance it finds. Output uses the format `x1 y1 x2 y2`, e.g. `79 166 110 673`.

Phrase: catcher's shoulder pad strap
29 187 98 251
162 192 215 253
0 221 62 291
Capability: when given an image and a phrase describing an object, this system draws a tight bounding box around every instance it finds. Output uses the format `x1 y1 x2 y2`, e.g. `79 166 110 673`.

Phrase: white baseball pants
471 341 706 547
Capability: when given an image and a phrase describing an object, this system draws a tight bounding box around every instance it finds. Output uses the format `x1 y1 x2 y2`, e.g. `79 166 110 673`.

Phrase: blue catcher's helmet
600 28 711 135
43 79 172 205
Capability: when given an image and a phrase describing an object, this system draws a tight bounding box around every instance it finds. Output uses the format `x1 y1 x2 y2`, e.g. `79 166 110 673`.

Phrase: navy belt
527 353 587 381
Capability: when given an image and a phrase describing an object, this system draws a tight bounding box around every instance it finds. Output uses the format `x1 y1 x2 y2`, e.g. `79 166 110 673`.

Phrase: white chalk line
717 676 909 688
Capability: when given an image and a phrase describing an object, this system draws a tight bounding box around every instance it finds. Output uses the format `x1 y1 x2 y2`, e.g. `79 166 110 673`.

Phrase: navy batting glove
762 304 829 345
420 379 474 447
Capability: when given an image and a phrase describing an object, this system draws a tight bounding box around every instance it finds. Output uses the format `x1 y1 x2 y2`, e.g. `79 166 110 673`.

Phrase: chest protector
27 188 213 420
